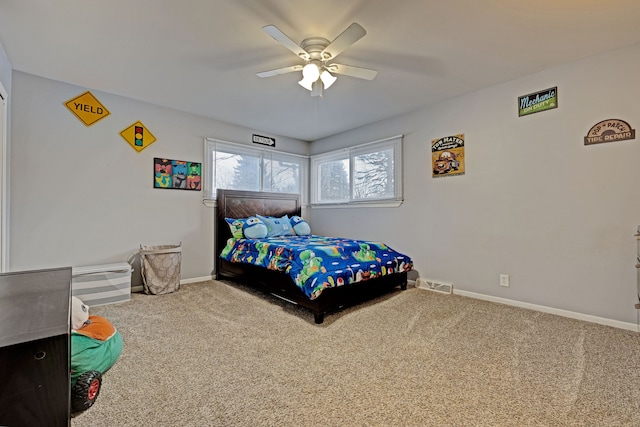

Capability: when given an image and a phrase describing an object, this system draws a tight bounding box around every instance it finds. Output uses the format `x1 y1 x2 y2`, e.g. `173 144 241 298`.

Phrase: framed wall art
154 158 202 191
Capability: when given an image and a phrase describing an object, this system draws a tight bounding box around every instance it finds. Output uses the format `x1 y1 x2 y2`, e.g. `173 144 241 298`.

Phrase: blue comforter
220 235 413 300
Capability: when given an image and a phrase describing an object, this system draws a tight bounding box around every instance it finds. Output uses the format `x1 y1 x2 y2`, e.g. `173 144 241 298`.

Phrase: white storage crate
72 262 132 306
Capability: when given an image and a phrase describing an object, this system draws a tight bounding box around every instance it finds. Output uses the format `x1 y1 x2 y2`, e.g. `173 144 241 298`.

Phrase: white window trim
203 137 309 207
310 135 404 208
0 82 7 272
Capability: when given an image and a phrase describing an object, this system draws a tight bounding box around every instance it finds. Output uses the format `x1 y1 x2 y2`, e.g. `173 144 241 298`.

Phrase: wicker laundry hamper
139 243 182 295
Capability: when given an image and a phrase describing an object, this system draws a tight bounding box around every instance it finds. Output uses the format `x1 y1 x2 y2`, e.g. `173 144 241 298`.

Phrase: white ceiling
1 0 640 141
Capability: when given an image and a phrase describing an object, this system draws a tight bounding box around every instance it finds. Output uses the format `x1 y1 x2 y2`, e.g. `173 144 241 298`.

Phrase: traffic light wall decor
120 121 156 152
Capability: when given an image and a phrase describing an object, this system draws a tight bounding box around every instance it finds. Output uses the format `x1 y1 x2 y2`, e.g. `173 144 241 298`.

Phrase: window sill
310 200 403 209
206 199 401 209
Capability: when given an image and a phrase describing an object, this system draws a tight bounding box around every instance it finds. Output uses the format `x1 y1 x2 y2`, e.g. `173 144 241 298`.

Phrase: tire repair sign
584 119 635 145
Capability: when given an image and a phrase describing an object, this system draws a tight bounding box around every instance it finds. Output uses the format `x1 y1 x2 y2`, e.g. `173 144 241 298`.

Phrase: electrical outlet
499 274 510 287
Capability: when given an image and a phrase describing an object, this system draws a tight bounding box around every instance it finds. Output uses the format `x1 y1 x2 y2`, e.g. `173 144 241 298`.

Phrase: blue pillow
256 214 294 237
243 216 268 239
290 216 311 236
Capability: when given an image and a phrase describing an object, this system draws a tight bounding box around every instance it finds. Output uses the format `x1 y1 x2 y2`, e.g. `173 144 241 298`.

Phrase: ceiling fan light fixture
320 70 337 89
257 23 377 97
301 62 320 82
298 77 314 91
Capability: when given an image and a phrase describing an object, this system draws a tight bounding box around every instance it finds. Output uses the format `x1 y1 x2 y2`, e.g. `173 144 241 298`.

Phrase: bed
215 189 412 324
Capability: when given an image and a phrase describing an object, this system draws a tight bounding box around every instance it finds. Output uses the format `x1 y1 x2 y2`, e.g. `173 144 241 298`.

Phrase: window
310 135 403 207
316 151 350 204
203 138 308 204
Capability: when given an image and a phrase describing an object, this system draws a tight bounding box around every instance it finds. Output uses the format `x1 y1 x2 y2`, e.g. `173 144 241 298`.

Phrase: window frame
203 138 308 207
313 148 351 205
310 135 404 208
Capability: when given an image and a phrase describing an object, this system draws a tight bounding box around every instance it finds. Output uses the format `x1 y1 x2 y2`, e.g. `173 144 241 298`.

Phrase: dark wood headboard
215 189 301 275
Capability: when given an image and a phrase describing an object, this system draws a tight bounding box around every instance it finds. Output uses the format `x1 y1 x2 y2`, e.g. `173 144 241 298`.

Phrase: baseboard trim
132 276 214 293
453 289 639 332
181 275 213 285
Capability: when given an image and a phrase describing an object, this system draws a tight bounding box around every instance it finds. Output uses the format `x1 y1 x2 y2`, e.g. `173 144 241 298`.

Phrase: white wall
309 43 640 325
0 41 11 92
9 72 308 287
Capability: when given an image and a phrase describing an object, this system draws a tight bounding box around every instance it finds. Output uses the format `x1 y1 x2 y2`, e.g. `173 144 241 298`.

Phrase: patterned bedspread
220 235 413 300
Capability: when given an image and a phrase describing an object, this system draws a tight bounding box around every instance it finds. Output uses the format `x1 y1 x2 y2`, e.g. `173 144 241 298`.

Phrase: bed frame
215 189 407 324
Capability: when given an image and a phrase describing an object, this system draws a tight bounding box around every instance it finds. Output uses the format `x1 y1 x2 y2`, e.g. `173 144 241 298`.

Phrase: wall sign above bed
252 134 275 147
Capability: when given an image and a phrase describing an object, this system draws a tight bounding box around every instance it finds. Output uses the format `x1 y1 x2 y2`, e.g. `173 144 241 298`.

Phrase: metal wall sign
431 134 465 178
120 121 156 152
518 86 557 117
584 119 636 145
64 91 110 126
252 134 275 147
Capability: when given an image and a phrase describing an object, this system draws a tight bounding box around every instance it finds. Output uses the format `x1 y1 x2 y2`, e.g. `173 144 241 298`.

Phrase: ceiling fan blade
262 25 310 60
256 65 303 78
327 64 378 80
321 22 366 61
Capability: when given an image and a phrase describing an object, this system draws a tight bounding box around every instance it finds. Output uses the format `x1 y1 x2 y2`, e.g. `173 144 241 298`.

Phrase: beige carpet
71 280 640 427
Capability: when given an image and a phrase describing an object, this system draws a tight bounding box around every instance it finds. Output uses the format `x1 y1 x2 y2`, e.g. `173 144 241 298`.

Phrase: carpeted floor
71 280 640 427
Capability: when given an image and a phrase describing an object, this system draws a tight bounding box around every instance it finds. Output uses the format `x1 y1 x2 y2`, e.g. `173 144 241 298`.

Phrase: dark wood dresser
0 267 72 427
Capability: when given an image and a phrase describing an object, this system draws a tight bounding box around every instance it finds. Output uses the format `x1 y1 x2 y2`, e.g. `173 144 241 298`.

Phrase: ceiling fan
257 22 378 97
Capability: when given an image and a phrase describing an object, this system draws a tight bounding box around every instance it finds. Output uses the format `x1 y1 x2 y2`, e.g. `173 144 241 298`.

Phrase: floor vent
416 278 453 294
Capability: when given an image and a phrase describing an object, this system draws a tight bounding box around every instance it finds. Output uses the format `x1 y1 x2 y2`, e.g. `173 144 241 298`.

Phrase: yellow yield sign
120 121 156 152
64 91 110 126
